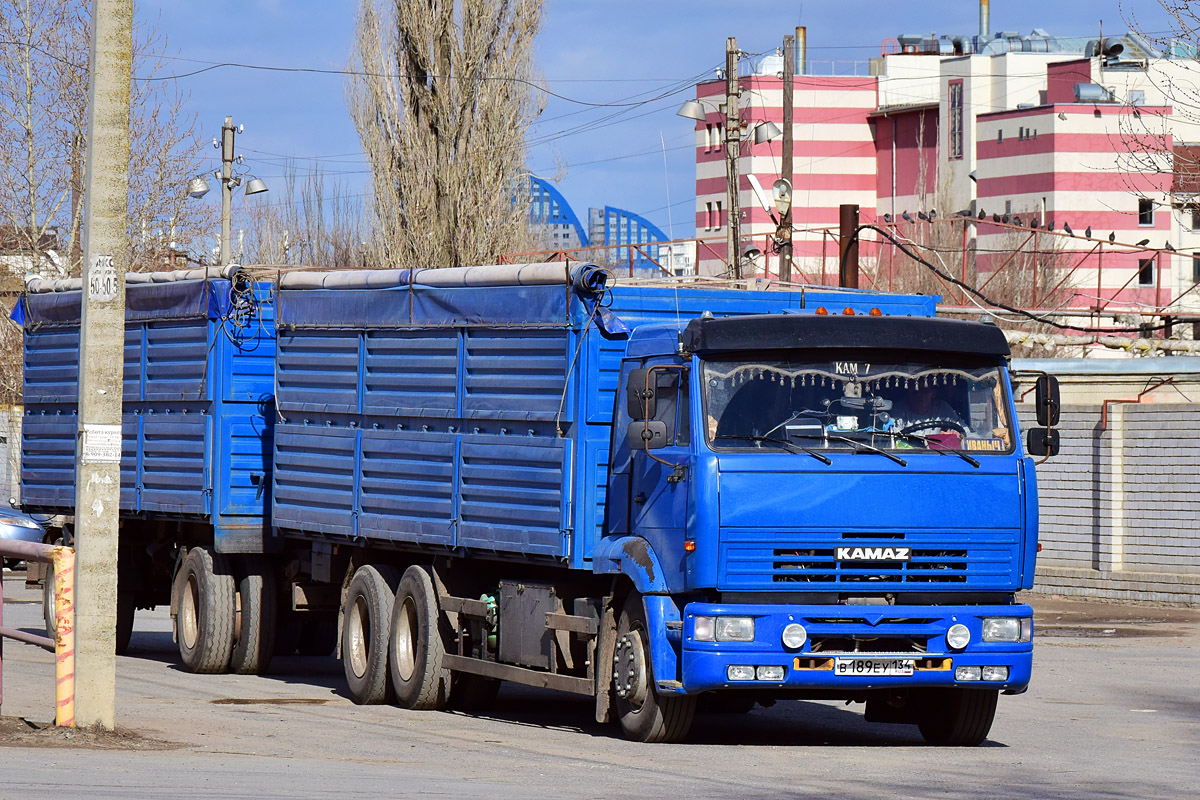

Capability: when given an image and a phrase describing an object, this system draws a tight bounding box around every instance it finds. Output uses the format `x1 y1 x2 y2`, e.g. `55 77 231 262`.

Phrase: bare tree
348 0 545 269
0 1 212 278
241 161 370 269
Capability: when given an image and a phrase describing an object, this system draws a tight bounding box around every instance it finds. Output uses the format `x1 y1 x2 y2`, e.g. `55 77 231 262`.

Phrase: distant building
687 19 1200 314
528 178 673 275
0 226 65 279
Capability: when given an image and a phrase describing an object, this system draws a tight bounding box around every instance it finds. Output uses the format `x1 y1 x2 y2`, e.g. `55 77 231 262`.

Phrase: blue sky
146 0 1173 239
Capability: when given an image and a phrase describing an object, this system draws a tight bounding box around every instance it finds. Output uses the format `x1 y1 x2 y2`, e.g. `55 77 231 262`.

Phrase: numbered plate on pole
88 254 118 301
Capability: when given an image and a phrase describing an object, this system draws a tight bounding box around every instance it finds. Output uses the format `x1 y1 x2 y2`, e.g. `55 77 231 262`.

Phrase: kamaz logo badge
836 546 911 561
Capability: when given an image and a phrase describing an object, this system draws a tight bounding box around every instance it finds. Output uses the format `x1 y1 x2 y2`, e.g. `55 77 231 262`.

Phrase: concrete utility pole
725 36 742 280
74 0 133 730
220 116 236 264
779 33 795 282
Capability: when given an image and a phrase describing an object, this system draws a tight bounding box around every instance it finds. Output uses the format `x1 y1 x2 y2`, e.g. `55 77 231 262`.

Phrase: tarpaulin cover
277 283 580 329
19 279 233 329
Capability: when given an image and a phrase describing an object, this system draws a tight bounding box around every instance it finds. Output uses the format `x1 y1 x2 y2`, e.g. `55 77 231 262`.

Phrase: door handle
633 492 647 504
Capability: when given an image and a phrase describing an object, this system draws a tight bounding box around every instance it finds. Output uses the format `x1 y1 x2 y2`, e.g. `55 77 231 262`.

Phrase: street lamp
188 116 268 265
677 40 782 280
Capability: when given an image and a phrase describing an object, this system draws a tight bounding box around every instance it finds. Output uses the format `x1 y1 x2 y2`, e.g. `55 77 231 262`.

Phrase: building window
1192 207 1200 231
1193 253 1200 284
715 200 723 229
705 201 713 231
948 80 964 160
1130 90 1145 106
1139 258 1155 286
704 124 713 151
1138 198 1154 226
997 129 1003 143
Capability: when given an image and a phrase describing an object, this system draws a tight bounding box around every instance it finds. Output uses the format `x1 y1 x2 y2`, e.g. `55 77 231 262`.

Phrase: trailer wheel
175 547 235 673
916 688 998 746
389 565 451 710
229 557 278 675
613 595 695 743
42 559 56 639
341 564 400 704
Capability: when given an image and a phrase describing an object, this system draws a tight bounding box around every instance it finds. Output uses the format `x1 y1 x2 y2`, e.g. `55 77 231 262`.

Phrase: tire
341 564 400 705
449 673 501 711
388 565 451 710
229 556 278 675
175 547 236 674
613 594 696 743
916 688 999 746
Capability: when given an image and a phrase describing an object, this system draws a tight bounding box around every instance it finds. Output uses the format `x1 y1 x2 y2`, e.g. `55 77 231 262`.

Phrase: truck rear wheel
175 547 235 674
229 557 278 675
613 595 695 743
341 564 400 704
916 688 998 746
388 565 451 710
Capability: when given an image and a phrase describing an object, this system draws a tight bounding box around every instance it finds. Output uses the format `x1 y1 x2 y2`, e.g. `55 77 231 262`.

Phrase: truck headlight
946 623 971 650
694 616 715 641
981 617 1032 643
715 617 755 642
781 623 807 649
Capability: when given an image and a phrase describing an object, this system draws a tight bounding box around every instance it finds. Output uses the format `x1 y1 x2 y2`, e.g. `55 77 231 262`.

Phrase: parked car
0 501 47 568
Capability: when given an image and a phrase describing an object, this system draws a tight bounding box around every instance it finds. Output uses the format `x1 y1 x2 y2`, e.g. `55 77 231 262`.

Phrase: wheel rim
347 595 370 679
613 628 649 710
181 574 199 650
395 596 418 683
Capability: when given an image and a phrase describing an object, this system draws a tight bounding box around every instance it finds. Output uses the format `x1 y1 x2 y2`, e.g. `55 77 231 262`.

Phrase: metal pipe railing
0 540 76 726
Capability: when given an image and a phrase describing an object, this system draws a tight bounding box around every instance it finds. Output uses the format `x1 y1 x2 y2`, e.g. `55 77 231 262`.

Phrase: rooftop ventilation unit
1074 83 1114 103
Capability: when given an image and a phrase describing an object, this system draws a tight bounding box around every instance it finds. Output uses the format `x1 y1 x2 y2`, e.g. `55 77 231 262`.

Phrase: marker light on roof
870 307 883 316
815 307 828 316
842 308 855 316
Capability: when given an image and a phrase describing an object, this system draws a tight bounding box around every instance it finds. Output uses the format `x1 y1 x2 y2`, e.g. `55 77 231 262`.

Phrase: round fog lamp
781 623 807 649
946 623 971 650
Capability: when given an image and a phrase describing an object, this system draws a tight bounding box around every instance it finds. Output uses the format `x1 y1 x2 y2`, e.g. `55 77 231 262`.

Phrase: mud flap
594 597 618 723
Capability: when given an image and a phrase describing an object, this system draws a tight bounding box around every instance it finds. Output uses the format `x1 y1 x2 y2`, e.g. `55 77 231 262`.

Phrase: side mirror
1035 375 1060 427
627 421 669 450
7 497 16 509
626 368 654 419
1026 427 1060 458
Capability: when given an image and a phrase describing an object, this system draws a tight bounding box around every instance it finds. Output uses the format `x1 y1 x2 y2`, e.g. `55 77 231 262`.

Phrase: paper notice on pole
80 424 123 463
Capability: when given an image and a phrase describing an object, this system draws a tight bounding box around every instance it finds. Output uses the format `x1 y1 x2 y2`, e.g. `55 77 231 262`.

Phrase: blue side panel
145 322 209 400
218 413 273 515
363 330 458 417
121 411 138 509
21 330 80 404
139 410 208 514
358 429 456 545
275 330 359 414
20 414 77 507
271 424 357 537
457 435 568 556
463 329 570 422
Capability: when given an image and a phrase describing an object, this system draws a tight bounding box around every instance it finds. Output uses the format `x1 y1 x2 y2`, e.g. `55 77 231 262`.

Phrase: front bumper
678 602 1032 694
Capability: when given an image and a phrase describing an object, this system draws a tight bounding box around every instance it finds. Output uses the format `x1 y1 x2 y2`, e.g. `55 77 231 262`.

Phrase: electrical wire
846 224 1177 333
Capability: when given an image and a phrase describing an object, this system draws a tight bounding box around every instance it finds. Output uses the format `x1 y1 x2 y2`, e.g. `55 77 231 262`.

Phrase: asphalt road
0 572 1197 799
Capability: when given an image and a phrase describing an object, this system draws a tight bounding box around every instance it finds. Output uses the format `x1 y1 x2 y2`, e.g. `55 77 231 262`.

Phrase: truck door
628 359 692 579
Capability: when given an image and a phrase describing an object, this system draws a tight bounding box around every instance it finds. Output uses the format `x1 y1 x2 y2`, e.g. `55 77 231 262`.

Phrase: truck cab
600 309 1040 744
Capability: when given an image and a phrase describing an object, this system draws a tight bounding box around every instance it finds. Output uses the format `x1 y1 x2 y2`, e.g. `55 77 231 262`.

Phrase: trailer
19 262 1059 744
17 266 279 668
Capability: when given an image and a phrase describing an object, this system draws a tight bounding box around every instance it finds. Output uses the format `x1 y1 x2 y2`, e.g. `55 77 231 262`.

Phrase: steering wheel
900 417 967 436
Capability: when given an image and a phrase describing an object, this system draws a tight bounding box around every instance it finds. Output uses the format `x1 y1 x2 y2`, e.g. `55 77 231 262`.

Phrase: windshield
702 356 1014 455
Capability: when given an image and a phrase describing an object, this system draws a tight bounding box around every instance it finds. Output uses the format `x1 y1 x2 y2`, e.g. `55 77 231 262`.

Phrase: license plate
834 657 915 677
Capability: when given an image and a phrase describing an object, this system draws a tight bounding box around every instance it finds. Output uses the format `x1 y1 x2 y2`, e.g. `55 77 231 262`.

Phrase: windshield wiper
787 432 907 467
712 433 832 465
886 430 980 468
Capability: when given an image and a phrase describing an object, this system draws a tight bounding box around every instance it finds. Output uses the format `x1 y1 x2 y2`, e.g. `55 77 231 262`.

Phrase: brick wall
1021 403 1200 605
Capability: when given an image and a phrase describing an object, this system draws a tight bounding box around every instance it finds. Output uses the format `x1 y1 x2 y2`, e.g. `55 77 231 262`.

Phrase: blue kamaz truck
19 262 1057 744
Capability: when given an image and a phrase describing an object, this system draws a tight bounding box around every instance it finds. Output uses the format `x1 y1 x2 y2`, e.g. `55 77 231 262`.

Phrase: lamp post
188 116 268 265
678 38 782 280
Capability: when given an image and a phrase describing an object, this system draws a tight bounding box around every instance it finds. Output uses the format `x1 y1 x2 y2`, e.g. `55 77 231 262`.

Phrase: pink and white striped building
686 30 1200 316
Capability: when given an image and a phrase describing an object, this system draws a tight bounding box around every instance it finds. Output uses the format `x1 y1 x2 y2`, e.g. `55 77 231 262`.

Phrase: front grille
809 635 928 654
718 529 1019 591
772 547 968 584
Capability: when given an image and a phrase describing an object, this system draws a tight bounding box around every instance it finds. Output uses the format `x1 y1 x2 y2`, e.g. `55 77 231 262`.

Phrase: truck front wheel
613 596 695 743
916 688 998 746
388 565 451 710
341 564 400 704
175 547 235 673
